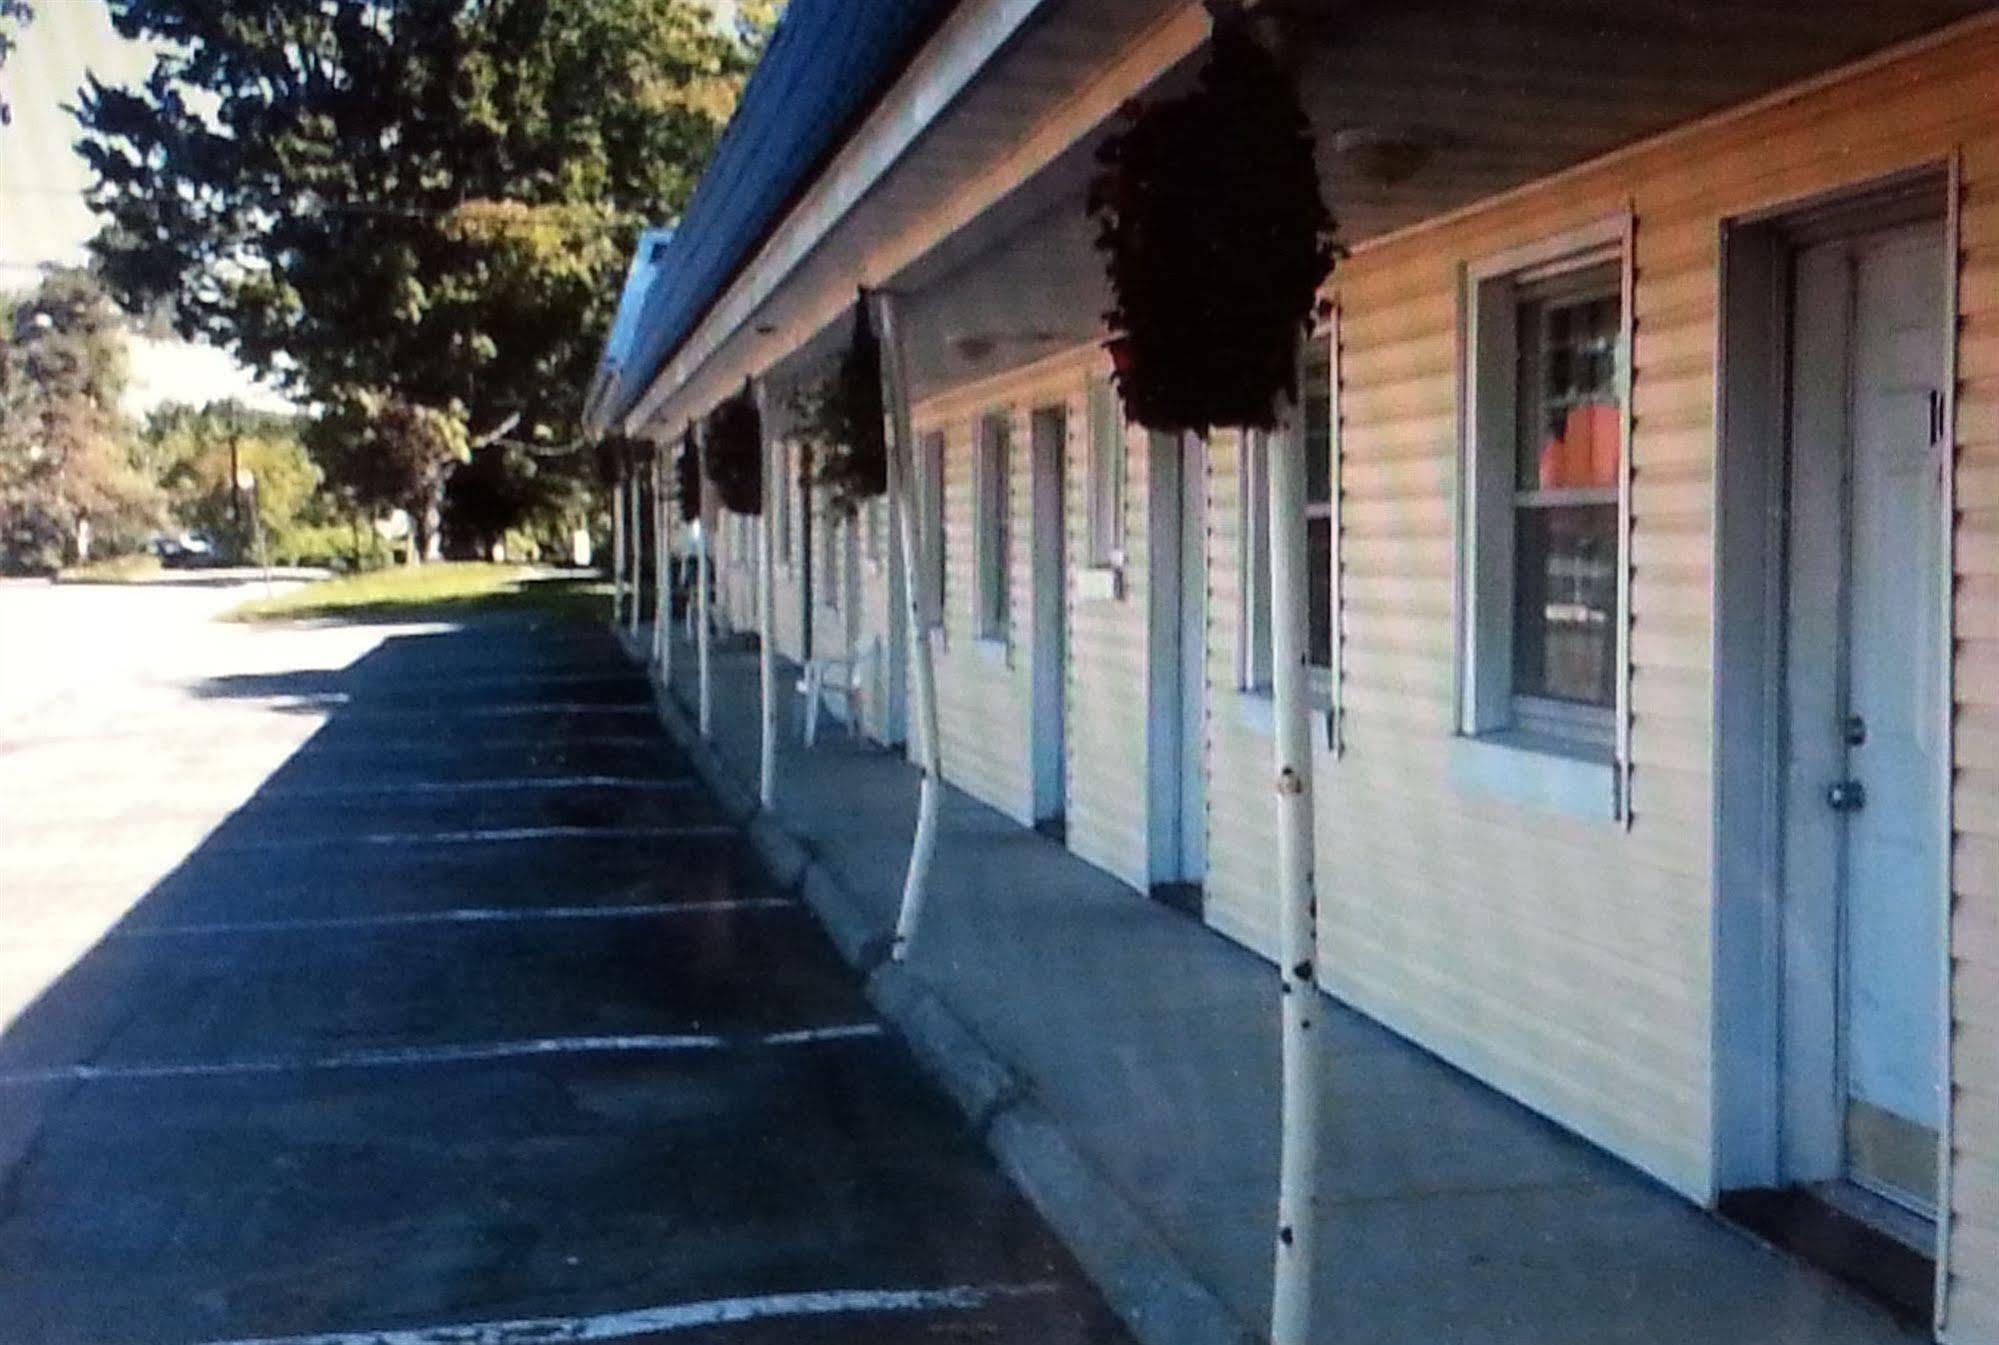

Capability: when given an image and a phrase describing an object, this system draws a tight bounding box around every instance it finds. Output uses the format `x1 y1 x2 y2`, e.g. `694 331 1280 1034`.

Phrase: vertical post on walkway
652 452 671 671
628 464 645 634
753 380 778 810
871 291 941 961
611 473 627 626
696 424 714 738
1266 422 1321 1345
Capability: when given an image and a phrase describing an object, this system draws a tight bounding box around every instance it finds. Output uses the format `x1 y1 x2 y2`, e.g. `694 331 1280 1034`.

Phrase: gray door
1783 218 1948 1213
1145 432 1207 889
1030 406 1068 830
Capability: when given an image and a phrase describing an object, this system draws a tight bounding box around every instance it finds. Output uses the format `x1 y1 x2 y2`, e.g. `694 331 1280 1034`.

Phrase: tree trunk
1267 425 1322 1345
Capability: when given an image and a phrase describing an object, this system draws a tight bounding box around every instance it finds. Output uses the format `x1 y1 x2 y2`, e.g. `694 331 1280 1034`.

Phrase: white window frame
774 440 794 570
818 488 840 613
1236 430 1274 695
1236 329 1340 731
865 496 886 570
1454 214 1633 820
973 409 1011 643
1084 376 1127 576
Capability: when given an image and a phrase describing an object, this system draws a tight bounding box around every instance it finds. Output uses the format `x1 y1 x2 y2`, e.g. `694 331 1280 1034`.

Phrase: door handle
1826 780 1867 812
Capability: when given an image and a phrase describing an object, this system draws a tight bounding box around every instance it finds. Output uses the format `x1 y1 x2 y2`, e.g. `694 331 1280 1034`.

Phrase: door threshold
1719 1185 1933 1324
1149 881 1203 919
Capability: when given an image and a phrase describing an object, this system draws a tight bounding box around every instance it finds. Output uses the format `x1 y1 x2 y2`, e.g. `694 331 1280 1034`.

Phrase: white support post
652 454 671 670
754 381 778 810
611 475 627 626
1267 421 1322 1345
872 291 941 962
696 428 714 738
627 466 645 633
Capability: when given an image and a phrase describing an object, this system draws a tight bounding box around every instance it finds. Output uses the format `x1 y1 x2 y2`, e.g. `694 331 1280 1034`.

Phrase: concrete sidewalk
624 624 1919 1345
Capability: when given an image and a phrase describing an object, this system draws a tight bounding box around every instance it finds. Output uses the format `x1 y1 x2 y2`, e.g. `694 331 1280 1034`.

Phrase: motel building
586 1 1999 1338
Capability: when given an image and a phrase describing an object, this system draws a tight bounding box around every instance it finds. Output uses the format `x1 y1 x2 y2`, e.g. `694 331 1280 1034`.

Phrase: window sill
1448 731 1617 820
1076 567 1123 602
1232 690 1336 753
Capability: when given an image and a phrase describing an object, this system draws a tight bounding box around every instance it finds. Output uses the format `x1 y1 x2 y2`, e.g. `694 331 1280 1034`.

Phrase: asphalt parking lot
0 582 1127 1344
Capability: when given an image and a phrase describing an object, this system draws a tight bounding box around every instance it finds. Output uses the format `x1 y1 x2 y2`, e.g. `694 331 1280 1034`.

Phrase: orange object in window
1582 403 1621 486
1539 403 1619 489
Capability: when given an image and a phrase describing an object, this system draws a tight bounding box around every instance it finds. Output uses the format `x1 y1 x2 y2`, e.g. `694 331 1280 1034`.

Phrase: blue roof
608 0 957 428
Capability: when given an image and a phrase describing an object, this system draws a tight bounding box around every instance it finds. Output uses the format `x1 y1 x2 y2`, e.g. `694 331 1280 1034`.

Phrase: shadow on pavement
0 615 1123 1345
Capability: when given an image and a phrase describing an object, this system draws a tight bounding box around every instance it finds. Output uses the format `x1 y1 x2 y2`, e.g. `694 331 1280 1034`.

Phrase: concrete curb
613 632 1257 1345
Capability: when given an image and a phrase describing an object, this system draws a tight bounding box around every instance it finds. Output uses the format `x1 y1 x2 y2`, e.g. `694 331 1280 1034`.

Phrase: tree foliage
77 0 754 463
0 1 29 126
306 389 470 562
139 400 325 560
0 269 160 571
442 440 569 560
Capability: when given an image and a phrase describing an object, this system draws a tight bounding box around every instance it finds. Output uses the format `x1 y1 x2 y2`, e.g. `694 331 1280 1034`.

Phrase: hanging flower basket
675 426 702 523
1086 1 1338 435
816 296 888 516
705 384 763 516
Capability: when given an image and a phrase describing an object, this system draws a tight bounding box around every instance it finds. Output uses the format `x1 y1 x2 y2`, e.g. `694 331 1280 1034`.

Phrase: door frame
1710 161 1957 1272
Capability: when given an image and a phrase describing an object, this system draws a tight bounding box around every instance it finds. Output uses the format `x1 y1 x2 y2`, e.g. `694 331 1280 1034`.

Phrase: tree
0 1 29 126
443 441 547 560
0 269 160 571
139 400 322 561
76 0 753 504
307 390 470 564
734 0 786 61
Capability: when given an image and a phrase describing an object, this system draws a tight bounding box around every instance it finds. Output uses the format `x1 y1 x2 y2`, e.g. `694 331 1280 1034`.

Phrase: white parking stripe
293 735 662 757
118 897 795 937
213 825 736 852
309 703 653 719
257 776 693 799
761 1023 893 1046
0 1024 886 1086
196 1281 1060 1345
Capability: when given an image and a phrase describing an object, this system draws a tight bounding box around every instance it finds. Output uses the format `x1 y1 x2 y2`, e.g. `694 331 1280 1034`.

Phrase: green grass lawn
56 553 165 583
226 562 610 625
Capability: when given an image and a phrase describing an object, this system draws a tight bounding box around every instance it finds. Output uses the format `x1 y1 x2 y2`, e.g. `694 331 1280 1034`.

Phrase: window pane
921 431 945 623
1242 435 1272 691
1086 379 1122 566
1307 515 1332 670
979 414 1009 636
1512 502 1616 707
1516 267 1621 492
1301 341 1332 507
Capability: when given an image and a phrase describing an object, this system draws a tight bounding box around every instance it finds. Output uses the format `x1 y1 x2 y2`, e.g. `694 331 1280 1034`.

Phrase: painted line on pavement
212 825 737 852
292 735 663 757
0 1024 887 1086
256 775 695 799
302 703 653 720
117 897 796 937
761 1023 890 1046
195 1282 1061 1345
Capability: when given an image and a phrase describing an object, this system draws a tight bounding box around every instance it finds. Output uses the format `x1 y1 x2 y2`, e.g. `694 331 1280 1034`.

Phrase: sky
0 0 296 418
1 0 746 423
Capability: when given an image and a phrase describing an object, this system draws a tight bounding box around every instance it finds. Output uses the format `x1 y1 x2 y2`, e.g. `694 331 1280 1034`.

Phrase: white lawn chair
797 637 880 747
